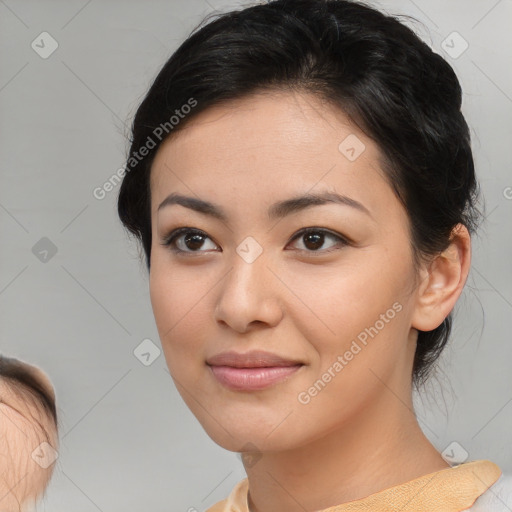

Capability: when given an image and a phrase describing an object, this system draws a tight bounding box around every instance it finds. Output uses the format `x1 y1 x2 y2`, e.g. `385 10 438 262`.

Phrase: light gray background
1 0 511 510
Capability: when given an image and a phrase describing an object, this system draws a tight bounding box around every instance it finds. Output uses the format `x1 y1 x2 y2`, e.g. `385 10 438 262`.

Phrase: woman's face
149 91 423 452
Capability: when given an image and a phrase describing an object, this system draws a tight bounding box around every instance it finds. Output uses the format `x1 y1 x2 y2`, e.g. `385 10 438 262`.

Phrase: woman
0 355 59 511
117 0 511 510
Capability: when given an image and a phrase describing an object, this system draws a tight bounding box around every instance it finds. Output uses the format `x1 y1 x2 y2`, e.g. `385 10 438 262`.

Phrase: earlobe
411 224 471 332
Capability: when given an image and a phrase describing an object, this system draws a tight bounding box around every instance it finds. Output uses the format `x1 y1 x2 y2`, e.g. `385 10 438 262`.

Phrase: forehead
149 90 390 218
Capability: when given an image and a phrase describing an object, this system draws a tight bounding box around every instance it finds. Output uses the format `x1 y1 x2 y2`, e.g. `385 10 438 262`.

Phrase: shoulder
467 473 512 511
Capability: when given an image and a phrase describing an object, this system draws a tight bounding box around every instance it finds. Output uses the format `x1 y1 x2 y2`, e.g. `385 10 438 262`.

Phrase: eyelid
160 226 351 255
290 227 352 245
160 227 218 250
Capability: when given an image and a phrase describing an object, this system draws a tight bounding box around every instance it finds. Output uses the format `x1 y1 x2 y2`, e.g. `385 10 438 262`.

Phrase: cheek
284 252 407 345
284 251 414 402
149 262 210 369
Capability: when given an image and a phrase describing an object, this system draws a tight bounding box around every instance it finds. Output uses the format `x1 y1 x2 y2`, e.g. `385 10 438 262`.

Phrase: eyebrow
157 191 373 222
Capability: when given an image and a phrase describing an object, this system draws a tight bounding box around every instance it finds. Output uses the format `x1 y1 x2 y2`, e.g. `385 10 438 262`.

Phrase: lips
206 350 304 391
206 350 303 368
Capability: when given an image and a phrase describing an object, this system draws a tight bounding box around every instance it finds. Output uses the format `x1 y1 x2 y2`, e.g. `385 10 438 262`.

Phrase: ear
411 224 471 332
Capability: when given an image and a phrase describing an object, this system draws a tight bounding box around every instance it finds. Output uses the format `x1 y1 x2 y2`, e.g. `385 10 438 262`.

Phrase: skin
148 90 471 511
0 363 58 511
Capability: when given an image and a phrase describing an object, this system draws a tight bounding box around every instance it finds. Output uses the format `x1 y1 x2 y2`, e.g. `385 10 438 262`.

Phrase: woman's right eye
160 228 219 254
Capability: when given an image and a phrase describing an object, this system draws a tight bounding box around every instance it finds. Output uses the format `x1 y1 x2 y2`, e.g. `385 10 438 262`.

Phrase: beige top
206 459 502 512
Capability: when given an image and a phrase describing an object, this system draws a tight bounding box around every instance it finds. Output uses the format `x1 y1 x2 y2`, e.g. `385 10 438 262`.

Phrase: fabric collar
207 459 502 512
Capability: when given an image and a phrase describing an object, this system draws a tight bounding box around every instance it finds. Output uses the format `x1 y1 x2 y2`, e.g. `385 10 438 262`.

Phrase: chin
198 416 304 454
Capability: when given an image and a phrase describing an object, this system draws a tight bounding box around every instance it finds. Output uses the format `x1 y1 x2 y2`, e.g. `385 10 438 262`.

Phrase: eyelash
160 227 351 256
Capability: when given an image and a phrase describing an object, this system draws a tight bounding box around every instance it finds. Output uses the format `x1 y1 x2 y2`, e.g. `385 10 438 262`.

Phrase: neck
245 385 449 512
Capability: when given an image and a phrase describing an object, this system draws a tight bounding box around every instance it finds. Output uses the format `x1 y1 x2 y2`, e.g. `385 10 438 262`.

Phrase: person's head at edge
117 0 482 509
0 355 59 511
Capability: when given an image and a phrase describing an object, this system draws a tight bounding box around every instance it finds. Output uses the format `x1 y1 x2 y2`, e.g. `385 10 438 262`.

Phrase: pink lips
206 350 304 391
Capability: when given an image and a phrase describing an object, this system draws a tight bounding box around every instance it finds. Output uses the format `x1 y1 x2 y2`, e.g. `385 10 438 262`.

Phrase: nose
214 249 284 334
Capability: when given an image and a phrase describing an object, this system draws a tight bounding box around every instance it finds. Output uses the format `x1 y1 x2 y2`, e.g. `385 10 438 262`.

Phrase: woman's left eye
288 228 349 254
160 227 349 255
